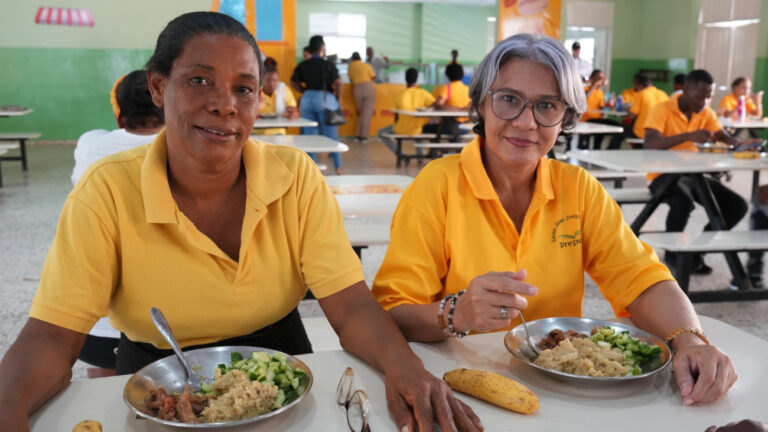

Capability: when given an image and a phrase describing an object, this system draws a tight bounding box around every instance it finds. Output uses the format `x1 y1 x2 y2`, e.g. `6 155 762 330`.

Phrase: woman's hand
453 270 538 333
672 335 737 405
385 364 483 432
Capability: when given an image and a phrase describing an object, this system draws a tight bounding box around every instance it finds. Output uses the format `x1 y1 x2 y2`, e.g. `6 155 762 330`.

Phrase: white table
718 117 768 129
251 134 348 153
587 109 629 117
568 149 768 294
252 117 318 129
0 106 33 118
566 122 624 135
29 316 768 431
392 109 469 118
326 174 412 218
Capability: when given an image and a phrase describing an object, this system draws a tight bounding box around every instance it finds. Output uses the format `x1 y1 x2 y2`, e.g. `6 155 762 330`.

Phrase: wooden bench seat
640 231 768 302
0 132 41 172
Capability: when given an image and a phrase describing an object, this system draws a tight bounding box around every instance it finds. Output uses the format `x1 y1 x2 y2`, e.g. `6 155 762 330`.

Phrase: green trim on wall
0 47 152 140
755 57 768 97
610 58 694 95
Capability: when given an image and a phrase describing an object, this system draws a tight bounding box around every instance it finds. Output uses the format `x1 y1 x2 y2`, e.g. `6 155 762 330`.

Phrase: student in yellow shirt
670 73 686 97
608 73 668 149
253 67 299 135
717 77 763 120
373 34 736 408
347 51 377 142
0 13 482 432
433 63 471 134
644 69 762 274
377 68 436 155
577 69 619 149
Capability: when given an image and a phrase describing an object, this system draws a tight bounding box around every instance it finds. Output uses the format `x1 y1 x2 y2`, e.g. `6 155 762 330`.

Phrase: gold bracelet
665 327 710 347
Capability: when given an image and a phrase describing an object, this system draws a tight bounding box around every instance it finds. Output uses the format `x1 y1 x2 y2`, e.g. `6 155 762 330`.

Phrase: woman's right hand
452 270 538 333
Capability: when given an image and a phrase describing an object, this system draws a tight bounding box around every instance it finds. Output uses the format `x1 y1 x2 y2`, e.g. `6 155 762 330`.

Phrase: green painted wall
0 48 152 140
295 1 496 64
757 1 768 94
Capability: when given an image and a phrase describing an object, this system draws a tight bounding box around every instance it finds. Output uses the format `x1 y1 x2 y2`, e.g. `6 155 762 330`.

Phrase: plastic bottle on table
616 95 624 112
737 95 746 122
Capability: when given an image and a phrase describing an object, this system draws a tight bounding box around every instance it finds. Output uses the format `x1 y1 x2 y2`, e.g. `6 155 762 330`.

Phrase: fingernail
401 427 410 432
683 398 693 406
528 286 538 295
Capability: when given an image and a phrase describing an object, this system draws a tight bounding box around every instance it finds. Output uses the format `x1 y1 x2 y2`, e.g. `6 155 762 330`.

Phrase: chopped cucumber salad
588 326 663 376
200 351 310 409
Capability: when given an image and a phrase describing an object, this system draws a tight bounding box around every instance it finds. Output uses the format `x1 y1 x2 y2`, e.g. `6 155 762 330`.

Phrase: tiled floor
1 139 767 380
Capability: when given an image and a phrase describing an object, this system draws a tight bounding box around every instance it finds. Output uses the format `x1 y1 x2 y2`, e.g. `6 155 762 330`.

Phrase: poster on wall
35 7 94 27
211 0 283 41
498 0 561 40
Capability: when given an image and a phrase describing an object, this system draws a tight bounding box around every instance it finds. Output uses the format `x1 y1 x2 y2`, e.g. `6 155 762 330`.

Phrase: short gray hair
468 33 587 134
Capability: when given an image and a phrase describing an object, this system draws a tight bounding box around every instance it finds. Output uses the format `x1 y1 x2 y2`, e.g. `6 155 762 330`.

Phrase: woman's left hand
385 364 483 432
672 340 737 405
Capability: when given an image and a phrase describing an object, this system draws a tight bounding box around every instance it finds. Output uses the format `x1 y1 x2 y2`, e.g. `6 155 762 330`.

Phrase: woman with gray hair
372 33 735 406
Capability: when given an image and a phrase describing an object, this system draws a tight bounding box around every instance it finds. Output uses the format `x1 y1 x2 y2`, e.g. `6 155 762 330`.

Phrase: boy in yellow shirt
608 73 668 149
377 68 437 155
644 69 761 274
717 77 763 120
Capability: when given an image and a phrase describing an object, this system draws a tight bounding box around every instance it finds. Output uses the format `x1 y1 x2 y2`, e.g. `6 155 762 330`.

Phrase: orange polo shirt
581 85 605 121
621 88 636 109
630 86 669 138
372 136 673 328
644 95 722 181
718 93 758 118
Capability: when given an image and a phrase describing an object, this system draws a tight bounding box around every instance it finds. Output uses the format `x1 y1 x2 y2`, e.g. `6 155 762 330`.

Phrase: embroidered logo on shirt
551 214 582 248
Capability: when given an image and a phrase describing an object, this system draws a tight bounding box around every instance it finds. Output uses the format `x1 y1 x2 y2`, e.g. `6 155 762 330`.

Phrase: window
308 13 366 59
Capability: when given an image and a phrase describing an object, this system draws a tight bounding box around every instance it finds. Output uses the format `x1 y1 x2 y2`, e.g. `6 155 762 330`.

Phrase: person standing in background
366 46 389 83
571 41 591 83
347 52 377 142
302 46 311 61
450 49 459 65
291 35 344 174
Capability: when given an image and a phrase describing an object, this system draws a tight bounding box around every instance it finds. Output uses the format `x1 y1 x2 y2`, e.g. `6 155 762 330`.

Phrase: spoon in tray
150 307 204 392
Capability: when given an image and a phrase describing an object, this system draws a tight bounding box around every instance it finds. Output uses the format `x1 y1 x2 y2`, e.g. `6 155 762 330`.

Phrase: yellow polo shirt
348 60 375 85
581 85 605 121
718 93 758 118
256 85 298 135
393 87 437 135
644 95 722 181
630 86 669 138
621 88 636 109
372 136 673 325
434 81 470 122
30 131 363 348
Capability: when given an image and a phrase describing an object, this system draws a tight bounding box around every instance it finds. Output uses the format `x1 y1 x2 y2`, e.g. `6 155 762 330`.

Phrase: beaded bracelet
446 290 471 338
437 296 450 332
665 327 710 351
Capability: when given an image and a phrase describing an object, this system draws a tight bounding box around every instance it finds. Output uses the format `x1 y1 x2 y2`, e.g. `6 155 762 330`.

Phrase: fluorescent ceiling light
487 17 497 22
704 18 760 28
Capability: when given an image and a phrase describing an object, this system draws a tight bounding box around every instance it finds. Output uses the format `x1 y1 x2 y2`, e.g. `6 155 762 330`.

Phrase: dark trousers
115 307 312 375
578 118 621 149
78 334 119 369
749 206 768 276
649 174 748 233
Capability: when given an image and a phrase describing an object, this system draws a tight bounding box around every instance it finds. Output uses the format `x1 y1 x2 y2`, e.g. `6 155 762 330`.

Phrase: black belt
115 307 312 375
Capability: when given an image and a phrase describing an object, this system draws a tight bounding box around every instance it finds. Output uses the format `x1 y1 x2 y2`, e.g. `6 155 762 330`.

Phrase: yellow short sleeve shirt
719 93 758 118
348 60 376 85
372 137 673 325
30 131 363 348
581 85 605 121
393 87 437 135
434 81 470 122
631 86 669 138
